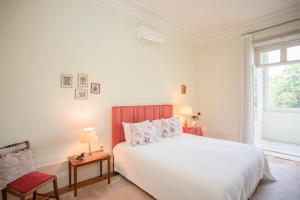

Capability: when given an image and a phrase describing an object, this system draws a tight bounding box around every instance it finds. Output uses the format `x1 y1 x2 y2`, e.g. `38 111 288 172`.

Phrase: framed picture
75 89 88 100
91 83 100 94
61 74 72 88
181 85 187 94
78 74 88 87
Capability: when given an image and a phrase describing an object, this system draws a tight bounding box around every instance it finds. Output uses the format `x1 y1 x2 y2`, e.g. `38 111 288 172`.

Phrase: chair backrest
0 141 36 190
0 141 30 158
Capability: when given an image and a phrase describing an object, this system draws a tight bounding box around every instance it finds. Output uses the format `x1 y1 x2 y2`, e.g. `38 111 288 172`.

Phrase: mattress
113 134 275 200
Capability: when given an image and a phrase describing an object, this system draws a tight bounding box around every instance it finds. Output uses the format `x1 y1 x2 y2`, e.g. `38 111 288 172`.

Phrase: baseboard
40 158 111 188
204 130 240 142
264 150 300 162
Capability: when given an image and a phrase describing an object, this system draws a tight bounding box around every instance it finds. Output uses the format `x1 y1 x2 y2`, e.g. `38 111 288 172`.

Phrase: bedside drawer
183 126 203 136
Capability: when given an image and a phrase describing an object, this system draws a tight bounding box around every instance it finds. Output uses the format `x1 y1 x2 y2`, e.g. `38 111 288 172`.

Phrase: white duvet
113 134 275 200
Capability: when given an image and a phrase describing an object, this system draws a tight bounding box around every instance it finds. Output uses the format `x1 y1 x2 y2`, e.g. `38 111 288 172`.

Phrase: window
255 40 300 67
265 64 300 110
260 49 280 65
256 40 300 111
287 45 300 61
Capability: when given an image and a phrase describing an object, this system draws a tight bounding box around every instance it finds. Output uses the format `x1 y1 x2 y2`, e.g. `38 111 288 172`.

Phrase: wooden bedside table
68 151 111 197
183 125 204 136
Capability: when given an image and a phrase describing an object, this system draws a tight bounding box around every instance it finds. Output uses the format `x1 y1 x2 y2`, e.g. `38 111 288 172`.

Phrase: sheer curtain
240 35 255 144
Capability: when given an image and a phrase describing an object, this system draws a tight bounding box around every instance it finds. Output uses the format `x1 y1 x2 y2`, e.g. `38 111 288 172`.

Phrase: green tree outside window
268 64 300 108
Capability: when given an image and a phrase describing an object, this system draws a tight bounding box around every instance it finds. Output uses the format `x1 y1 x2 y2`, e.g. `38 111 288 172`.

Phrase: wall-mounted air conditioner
137 26 166 45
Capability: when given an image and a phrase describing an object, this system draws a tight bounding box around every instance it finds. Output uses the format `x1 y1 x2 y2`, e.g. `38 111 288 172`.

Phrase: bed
112 105 275 200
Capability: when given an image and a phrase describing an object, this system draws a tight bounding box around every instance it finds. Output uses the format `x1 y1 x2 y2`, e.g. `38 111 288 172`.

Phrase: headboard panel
112 105 173 148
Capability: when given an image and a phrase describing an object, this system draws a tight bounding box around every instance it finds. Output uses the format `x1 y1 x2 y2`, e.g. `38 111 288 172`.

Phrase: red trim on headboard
112 105 173 149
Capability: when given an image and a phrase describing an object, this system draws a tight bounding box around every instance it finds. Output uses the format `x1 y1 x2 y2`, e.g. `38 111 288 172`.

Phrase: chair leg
1 189 7 200
53 178 60 200
33 191 37 200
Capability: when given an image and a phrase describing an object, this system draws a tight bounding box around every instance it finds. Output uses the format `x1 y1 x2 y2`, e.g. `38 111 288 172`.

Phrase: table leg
74 167 77 197
33 191 37 200
68 162 71 187
107 157 111 184
112 156 114 172
100 161 103 177
2 189 7 200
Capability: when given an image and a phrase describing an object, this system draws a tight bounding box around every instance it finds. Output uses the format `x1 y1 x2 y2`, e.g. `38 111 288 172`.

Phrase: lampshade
80 127 98 144
180 105 193 116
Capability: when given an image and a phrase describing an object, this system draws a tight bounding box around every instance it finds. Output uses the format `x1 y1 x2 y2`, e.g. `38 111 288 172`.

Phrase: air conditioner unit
137 26 165 45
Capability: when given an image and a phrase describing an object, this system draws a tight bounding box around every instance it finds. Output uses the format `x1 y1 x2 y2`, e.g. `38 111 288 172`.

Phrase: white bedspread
113 134 275 200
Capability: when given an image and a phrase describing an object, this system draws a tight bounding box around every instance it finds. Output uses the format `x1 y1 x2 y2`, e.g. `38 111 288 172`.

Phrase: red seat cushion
7 171 56 194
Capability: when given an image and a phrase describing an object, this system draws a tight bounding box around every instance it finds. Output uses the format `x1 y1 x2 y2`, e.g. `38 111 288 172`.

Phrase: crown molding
92 0 300 47
93 0 199 46
196 4 300 47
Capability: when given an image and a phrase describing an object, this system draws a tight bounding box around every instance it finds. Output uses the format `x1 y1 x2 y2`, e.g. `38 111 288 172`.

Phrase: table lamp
180 105 193 126
80 127 98 155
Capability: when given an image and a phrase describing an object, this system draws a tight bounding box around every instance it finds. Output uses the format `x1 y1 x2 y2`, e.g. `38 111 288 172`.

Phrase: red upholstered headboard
112 105 173 148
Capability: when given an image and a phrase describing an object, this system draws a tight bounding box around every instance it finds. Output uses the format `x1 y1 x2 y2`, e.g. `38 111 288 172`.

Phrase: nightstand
183 125 204 136
68 151 111 197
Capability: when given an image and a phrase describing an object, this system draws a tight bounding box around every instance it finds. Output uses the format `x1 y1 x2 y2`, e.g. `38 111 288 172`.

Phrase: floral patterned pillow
123 120 149 144
151 119 163 137
130 122 158 146
161 117 183 137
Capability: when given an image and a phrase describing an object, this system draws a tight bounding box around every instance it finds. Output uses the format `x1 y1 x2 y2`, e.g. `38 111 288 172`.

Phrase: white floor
255 138 300 161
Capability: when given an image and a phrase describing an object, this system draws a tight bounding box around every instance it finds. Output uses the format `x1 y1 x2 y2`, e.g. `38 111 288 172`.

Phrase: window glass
287 45 300 61
260 50 280 65
266 64 300 109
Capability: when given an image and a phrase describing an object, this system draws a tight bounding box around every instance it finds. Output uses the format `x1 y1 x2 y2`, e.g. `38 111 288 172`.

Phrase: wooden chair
0 141 60 200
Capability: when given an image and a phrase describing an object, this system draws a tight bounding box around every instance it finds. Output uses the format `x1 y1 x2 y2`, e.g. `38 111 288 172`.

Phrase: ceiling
126 0 300 44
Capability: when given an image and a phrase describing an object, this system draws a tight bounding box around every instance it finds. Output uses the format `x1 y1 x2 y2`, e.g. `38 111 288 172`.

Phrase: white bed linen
113 134 275 200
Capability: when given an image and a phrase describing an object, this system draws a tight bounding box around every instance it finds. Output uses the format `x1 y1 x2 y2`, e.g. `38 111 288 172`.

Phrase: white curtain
240 35 255 144
254 67 264 147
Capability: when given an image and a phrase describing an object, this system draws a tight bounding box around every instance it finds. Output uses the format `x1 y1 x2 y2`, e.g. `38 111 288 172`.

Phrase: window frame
255 39 300 112
255 40 300 67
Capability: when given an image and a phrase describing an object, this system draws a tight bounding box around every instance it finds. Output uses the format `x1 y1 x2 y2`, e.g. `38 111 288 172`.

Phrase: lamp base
184 120 188 127
85 144 92 156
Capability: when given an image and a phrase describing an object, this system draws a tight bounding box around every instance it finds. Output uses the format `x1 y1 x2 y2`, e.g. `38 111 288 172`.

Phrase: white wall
0 0 197 188
262 111 300 144
196 37 242 141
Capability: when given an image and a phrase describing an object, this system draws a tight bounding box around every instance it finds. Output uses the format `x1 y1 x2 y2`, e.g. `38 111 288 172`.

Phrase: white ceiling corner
96 0 300 47
196 4 300 47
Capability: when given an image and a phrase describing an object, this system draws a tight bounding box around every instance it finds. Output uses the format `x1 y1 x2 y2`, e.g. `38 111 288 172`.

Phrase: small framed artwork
91 83 100 94
75 89 88 100
78 74 88 87
181 85 187 94
61 74 72 88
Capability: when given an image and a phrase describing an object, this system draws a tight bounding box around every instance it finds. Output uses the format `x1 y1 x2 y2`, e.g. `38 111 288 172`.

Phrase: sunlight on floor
255 139 300 161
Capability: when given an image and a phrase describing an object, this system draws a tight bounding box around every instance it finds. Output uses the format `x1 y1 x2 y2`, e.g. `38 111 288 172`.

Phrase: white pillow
0 149 36 189
151 119 164 137
122 120 149 144
161 117 183 137
130 122 158 146
122 122 131 144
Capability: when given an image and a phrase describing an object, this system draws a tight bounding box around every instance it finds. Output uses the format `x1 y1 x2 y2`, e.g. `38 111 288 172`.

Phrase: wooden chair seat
8 172 55 194
2 171 60 200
